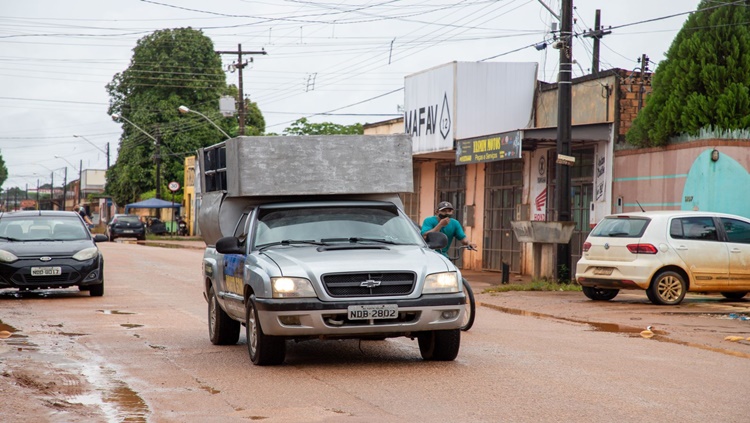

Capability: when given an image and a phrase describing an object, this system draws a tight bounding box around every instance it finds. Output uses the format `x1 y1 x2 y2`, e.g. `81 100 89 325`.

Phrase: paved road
0 241 748 422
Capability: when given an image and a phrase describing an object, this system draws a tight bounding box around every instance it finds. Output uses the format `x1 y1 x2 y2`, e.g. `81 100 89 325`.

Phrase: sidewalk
460 269 532 288
136 239 532 288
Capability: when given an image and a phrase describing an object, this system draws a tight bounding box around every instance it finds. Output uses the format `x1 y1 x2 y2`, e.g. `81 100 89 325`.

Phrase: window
721 218 750 244
591 217 649 237
671 217 718 241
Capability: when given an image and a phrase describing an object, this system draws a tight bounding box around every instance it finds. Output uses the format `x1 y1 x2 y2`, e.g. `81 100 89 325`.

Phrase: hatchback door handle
675 246 688 250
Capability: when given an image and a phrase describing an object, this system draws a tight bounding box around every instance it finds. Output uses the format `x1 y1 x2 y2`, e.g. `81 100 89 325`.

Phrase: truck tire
208 286 240 345
417 329 460 361
246 295 286 365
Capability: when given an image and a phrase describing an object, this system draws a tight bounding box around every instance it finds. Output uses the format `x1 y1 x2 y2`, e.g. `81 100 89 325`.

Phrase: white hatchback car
576 210 750 305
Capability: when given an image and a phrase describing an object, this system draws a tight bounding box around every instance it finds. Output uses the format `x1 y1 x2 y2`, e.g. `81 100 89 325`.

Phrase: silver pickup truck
202 196 466 365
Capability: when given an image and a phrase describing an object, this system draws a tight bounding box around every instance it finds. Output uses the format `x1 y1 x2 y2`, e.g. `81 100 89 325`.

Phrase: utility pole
50 171 54 210
555 0 573 281
155 132 162 199
78 160 83 205
583 10 611 75
216 44 267 136
62 167 68 211
105 142 110 169
638 53 650 111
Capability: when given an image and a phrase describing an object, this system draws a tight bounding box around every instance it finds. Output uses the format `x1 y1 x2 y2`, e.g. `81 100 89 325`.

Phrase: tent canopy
124 198 181 213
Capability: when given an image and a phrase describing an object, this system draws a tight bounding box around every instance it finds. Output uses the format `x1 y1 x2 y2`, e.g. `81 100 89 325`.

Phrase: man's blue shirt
421 216 466 256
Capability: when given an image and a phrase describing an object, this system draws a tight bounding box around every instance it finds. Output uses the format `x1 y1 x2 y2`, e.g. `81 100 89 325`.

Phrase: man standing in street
421 201 476 257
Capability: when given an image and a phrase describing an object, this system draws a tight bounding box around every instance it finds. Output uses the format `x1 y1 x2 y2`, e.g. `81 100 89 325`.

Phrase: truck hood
259 245 453 278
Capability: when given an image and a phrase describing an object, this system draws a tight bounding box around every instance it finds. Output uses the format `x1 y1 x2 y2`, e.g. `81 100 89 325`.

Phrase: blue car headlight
73 247 99 261
0 249 18 263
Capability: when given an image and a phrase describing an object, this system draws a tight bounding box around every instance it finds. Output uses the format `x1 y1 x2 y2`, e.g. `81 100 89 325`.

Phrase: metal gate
547 148 594 272
435 162 466 264
570 149 595 269
482 160 523 273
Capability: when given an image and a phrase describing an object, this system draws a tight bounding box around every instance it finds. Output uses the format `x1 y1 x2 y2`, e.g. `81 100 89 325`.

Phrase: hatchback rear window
590 217 649 237
116 216 141 224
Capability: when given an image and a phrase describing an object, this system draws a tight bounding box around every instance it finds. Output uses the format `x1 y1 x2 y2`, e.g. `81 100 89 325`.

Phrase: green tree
282 117 363 135
627 2 750 146
0 150 8 189
106 28 265 206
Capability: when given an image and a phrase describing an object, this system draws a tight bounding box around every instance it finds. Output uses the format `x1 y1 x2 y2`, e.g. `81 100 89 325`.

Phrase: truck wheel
417 329 460 361
208 286 240 345
245 295 286 365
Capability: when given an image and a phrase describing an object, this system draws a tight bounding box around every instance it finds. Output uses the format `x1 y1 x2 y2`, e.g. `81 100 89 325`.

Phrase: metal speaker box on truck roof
198 134 414 198
196 134 414 245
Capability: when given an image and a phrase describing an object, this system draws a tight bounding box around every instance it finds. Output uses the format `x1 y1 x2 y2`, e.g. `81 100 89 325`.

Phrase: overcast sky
0 0 702 191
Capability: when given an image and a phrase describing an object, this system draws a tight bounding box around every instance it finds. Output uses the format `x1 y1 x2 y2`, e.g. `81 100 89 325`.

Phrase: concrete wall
363 118 403 135
536 73 618 127
613 139 750 218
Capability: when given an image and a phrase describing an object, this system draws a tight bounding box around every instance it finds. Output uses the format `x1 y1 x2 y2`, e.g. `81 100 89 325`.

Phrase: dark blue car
0 210 107 296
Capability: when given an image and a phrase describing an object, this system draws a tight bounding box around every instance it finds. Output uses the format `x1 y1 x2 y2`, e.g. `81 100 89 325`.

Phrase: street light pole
111 113 162 199
74 134 110 169
178 106 231 140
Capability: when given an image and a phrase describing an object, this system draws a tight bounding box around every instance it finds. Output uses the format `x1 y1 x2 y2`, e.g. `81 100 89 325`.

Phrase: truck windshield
254 207 424 249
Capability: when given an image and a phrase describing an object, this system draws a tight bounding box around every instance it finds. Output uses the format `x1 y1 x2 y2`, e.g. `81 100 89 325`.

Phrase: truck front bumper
254 294 465 336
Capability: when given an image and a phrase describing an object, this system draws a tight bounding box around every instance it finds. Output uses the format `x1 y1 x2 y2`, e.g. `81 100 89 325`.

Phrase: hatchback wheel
649 271 686 305
582 286 619 301
720 292 748 300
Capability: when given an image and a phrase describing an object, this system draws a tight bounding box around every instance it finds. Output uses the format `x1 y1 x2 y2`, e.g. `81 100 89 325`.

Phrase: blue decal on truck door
224 254 245 295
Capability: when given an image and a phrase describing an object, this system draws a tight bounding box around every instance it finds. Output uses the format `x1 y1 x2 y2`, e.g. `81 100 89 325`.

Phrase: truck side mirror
424 232 448 250
215 236 245 255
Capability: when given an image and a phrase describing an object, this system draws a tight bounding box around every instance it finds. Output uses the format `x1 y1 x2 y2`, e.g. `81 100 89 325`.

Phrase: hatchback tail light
582 242 591 252
626 243 658 254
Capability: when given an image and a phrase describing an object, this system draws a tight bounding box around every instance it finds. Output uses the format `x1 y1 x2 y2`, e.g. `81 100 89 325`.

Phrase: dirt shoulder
475 289 750 359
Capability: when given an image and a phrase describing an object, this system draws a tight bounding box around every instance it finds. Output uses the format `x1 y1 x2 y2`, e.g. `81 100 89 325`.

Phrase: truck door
222 212 250 317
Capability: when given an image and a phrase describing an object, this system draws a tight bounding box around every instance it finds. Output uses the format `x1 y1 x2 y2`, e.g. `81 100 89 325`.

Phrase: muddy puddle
483 303 750 359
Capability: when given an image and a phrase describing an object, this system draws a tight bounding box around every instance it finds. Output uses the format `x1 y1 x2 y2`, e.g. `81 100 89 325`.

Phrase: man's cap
437 201 454 211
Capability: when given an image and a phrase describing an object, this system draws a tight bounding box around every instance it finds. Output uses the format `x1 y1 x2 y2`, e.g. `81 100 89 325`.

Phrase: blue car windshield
254 207 424 249
0 216 89 241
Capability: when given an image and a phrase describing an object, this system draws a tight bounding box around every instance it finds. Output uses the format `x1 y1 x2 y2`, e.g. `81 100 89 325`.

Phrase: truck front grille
322 272 416 297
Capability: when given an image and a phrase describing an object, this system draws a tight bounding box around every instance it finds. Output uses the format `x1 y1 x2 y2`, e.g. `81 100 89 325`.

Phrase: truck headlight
72 247 99 261
422 271 459 294
272 277 316 298
0 249 18 263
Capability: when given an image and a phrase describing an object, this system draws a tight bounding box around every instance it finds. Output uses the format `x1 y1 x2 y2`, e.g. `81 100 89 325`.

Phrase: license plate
347 304 398 320
594 267 614 276
31 267 62 276
123 230 134 233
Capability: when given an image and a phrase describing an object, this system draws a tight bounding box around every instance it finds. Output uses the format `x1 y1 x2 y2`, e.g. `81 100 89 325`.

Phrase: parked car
0 210 108 296
576 210 750 305
107 214 146 241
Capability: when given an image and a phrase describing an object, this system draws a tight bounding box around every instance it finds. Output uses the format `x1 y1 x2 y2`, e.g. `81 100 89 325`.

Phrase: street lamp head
178 105 190 114
111 113 120 121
